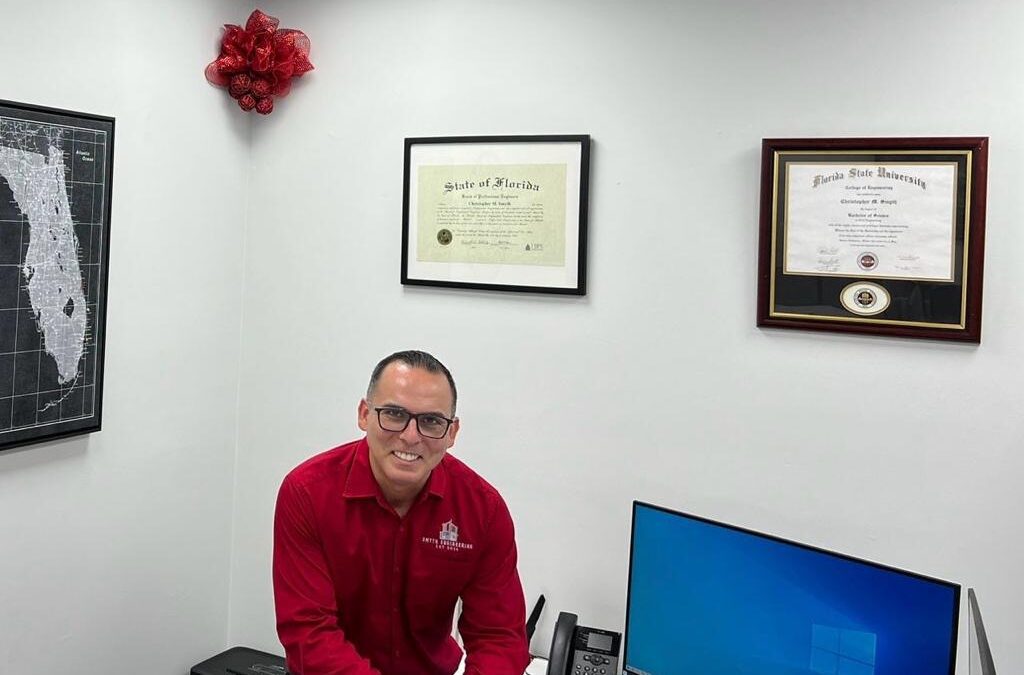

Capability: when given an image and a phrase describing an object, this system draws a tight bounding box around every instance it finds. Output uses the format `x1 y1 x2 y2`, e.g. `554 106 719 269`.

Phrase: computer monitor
624 501 960 675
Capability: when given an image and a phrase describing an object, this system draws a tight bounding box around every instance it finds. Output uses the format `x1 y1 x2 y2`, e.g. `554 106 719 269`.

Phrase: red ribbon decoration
205 9 313 114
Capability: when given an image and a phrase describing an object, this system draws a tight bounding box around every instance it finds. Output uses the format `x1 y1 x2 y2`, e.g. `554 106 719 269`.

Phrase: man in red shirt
273 350 531 675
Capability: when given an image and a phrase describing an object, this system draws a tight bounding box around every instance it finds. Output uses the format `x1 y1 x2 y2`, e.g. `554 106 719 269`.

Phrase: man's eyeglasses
373 406 454 439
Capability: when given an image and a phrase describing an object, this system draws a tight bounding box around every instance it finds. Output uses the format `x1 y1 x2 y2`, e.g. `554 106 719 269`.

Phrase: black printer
190 646 287 675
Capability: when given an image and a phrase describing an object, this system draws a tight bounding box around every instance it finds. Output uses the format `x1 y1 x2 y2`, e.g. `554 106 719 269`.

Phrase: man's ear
357 399 370 432
446 417 461 446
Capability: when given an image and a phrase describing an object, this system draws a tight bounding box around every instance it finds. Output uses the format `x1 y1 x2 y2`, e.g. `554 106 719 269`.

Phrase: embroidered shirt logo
422 519 474 552
439 520 459 542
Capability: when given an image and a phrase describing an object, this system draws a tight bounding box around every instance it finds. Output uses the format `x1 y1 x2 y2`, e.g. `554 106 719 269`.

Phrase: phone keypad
574 652 610 674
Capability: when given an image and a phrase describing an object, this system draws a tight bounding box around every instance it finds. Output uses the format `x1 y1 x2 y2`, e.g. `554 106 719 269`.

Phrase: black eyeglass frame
372 406 455 439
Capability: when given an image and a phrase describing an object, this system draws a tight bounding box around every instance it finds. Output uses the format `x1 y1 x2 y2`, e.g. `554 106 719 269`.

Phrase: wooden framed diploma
757 137 988 342
402 135 590 295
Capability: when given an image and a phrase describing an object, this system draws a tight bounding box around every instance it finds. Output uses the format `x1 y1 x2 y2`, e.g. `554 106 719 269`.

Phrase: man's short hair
367 350 458 415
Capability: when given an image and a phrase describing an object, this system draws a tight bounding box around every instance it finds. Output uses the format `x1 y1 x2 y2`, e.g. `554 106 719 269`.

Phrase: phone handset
546 611 620 675
546 612 578 675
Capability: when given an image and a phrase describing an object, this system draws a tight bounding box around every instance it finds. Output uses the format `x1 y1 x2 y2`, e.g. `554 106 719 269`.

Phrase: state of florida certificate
416 162 567 267
402 135 589 295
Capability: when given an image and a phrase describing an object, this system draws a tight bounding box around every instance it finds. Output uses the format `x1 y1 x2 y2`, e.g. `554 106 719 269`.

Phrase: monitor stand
968 588 997 675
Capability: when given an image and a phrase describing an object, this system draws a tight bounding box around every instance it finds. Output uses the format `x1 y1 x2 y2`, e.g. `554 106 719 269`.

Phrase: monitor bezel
623 500 961 675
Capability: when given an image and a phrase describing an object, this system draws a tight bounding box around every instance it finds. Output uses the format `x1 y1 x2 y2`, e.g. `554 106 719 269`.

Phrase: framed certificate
402 135 590 295
757 137 988 342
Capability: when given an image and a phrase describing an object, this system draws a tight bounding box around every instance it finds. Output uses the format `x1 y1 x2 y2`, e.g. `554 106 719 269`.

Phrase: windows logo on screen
810 624 877 675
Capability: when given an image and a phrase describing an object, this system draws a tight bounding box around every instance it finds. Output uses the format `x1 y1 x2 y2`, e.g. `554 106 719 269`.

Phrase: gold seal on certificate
857 252 878 271
840 282 890 316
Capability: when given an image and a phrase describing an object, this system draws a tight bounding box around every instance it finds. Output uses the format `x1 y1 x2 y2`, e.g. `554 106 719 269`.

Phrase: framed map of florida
0 100 114 452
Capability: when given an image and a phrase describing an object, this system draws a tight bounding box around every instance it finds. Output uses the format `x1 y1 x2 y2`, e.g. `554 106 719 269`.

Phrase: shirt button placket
391 519 404 666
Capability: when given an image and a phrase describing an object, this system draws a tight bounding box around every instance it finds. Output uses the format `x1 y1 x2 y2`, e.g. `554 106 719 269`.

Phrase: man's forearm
277 618 381 675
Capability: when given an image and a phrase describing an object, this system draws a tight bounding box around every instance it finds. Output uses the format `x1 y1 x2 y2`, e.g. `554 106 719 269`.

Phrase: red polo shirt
273 438 530 675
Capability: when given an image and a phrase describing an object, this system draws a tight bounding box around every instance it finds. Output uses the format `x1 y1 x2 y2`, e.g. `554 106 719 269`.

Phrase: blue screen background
624 504 958 675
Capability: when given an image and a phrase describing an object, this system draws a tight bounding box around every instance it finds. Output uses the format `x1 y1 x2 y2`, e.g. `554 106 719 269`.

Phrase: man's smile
393 449 422 462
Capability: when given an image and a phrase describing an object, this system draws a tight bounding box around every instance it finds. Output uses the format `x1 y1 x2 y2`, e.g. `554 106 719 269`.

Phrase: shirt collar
343 437 449 502
425 454 448 500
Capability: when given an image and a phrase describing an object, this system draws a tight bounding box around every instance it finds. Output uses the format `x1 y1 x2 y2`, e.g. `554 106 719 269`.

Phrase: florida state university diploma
784 163 958 281
416 163 567 266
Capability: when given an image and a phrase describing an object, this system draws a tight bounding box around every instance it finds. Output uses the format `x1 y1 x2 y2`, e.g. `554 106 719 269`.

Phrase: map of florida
0 144 87 385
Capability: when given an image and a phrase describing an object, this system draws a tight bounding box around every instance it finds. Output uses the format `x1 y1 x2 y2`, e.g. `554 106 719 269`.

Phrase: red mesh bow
205 9 313 114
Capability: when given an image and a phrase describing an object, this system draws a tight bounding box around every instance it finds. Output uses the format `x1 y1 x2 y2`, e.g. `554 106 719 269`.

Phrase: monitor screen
624 502 959 675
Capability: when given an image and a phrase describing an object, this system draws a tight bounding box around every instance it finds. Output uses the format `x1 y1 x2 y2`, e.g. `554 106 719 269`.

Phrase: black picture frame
402 135 590 295
757 137 988 342
0 99 114 452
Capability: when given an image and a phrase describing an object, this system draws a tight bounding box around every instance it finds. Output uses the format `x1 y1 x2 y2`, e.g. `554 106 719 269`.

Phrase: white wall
230 1 1024 673
0 1 250 672
2 1 1019 674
